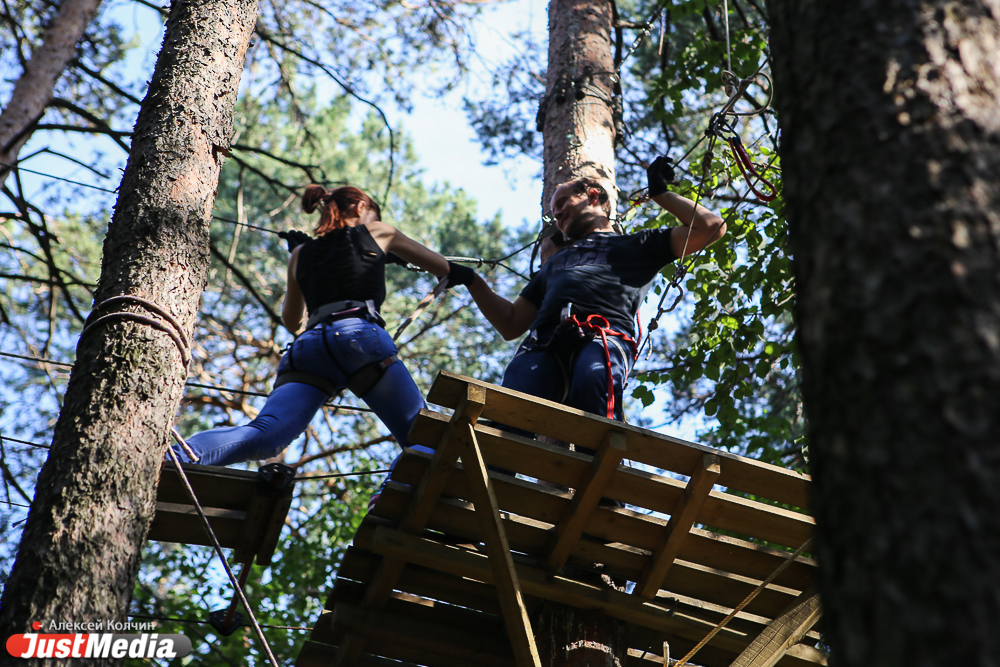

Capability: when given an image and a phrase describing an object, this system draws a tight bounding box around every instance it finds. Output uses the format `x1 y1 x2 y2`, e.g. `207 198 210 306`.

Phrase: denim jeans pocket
332 324 383 367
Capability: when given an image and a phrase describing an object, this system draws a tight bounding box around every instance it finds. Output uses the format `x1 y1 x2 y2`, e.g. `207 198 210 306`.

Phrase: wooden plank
337 546 504 616
329 602 516 667
411 414 813 550
729 589 822 667
314 579 510 656
341 540 812 645
637 454 721 598
382 462 815 619
255 484 294 565
392 449 813 573
304 635 502 667
456 419 541 667
370 526 824 665
153 501 245 521
147 502 246 548
375 468 816 595
232 474 296 565
156 461 260 509
324 572 504 629
334 384 486 667
424 371 810 510
545 430 627 572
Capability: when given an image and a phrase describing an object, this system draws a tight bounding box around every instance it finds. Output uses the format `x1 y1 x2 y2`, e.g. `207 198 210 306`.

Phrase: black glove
277 229 312 252
445 261 476 288
386 252 409 267
646 156 676 198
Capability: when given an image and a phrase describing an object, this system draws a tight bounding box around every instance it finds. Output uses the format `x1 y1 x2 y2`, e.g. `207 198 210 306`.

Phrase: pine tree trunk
541 0 619 217
537 1 628 665
767 1 1000 665
535 601 626 667
0 0 257 654
0 0 104 186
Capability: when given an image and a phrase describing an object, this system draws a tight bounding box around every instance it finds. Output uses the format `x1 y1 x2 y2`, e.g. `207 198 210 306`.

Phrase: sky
394 0 545 228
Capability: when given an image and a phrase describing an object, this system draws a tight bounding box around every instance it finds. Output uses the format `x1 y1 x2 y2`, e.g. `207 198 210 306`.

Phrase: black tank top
295 225 387 316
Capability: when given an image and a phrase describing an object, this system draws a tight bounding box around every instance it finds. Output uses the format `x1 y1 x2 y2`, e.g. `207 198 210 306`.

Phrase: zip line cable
0 350 375 413
0 428 397 480
209 212 534 279
297 468 391 481
0 435 50 450
0 161 117 194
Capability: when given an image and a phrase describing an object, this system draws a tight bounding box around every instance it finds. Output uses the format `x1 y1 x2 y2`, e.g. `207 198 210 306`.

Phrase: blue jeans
501 334 633 430
173 317 426 466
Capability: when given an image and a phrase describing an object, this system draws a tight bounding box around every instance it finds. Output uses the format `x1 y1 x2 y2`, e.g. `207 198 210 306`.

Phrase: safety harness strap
305 300 385 331
273 356 399 399
565 313 637 420
346 355 398 396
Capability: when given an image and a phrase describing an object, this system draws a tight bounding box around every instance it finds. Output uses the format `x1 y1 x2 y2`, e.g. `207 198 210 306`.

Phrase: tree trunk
767 1 1000 665
0 0 104 186
541 0 618 218
536 0 628 665
535 601 627 667
0 0 257 654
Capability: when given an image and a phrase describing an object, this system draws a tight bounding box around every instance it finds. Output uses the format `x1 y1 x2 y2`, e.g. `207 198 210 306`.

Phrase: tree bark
0 0 257 656
535 602 626 667
767 1 1000 665
541 0 618 217
0 0 104 186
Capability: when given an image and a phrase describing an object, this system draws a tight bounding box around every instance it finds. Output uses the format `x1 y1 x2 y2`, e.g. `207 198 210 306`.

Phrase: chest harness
527 303 638 420
273 299 398 398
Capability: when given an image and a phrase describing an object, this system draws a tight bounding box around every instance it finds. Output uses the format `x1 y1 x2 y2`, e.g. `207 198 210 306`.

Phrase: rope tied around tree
79 295 192 368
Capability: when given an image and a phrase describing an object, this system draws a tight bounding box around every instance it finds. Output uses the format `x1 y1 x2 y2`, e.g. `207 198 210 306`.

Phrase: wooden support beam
410 411 814 550
456 418 542 667
370 526 826 665
425 371 810 511
329 602 516 667
334 384 487 667
544 430 627 571
728 588 822 667
637 453 721 598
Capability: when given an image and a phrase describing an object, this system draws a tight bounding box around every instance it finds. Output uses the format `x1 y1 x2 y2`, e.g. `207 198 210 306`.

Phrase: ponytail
301 185 382 235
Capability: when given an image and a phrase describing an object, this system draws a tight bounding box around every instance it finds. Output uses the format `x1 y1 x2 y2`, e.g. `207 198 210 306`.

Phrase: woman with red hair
173 184 474 466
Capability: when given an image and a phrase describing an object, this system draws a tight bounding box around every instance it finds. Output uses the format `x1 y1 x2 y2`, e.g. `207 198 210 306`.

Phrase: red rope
566 314 636 419
727 136 777 202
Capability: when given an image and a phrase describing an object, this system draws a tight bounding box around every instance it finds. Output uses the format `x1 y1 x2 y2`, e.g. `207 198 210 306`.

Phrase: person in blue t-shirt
448 158 726 424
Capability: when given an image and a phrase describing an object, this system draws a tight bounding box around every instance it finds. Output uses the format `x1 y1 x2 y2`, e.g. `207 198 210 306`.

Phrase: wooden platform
298 372 823 667
149 461 294 566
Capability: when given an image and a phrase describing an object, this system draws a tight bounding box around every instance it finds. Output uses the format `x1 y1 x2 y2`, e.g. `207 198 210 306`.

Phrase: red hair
301 185 382 235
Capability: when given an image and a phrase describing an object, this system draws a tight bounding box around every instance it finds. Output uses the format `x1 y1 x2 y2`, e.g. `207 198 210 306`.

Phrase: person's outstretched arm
366 219 450 277
646 156 727 258
282 246 307 333
465 275 538 341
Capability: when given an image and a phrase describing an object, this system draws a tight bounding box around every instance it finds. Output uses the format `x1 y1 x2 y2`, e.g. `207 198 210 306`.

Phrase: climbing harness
561 307 637 420
273 299 400 399
304 299 385 331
